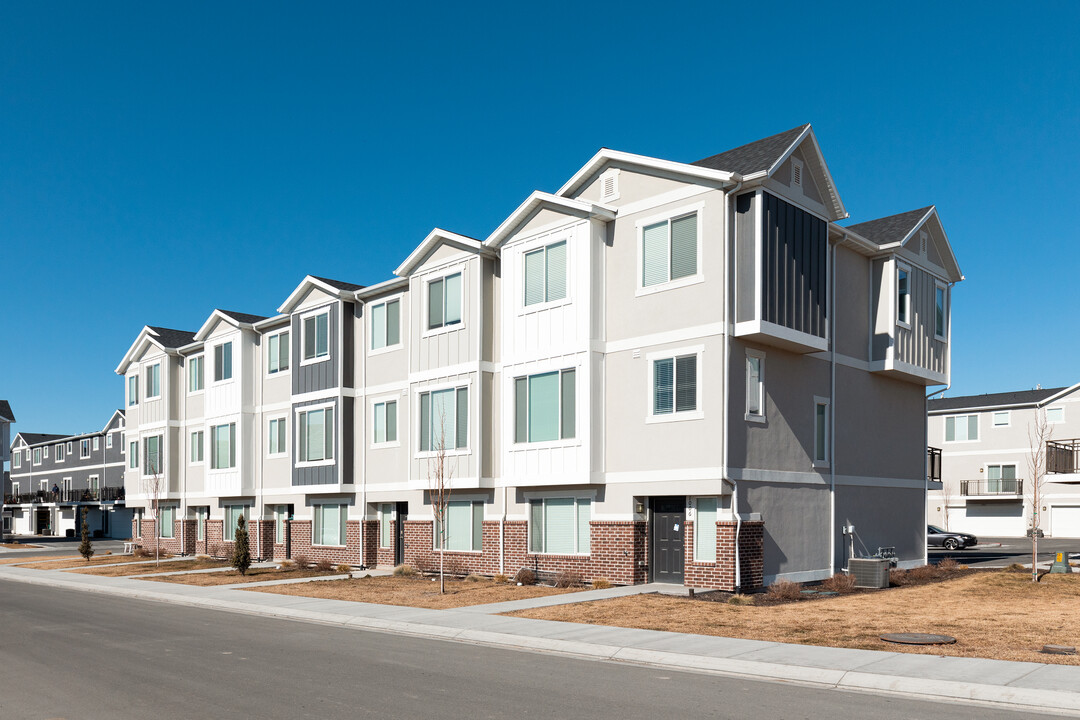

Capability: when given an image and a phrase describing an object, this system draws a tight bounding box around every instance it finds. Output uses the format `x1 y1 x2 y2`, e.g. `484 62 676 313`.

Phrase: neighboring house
1 400 13 534
118 124 963 589
7 410 131 538
928 385 1080 538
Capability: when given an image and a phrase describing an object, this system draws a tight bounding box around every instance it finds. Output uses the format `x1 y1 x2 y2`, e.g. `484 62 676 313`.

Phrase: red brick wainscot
282 520 363 566
684 519 765 591
130 516 187 556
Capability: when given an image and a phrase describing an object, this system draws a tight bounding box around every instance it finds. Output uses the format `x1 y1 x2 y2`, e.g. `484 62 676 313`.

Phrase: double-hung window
529 497 590 555
419 387 468 452
373 401 397 445
435 499 483 552
652 354 698 417
945 414 978 442
641 212 698 288
106 433 113 449
224 505 248 541
93 437 99 451
302 311 330 362
143 435 162 475
524 241 567 306
268 331 290 374
128 375 139 406
268 418 286 455
370 299 401 350
214 342 233 382
211 423 236 469
314 503 348 546
190 431 204 464
935 282 947 340
12 453 20 469
813 398 830 466
55 444 65 462
746 350 765 422
146 363 161 400
298 407 333 462
188 355 204 392
159 505 175 539
897 263 910 327
128 441 139 469
514 369 575 443
80 439 90 459
694 497 719 562
33 448 41 466
427 273 462 330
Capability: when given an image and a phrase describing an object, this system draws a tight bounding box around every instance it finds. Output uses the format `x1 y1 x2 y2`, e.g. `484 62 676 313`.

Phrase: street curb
2 569 1079 716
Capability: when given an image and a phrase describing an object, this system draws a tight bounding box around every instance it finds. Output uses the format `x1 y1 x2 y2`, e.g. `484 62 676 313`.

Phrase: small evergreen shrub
78 508 94 562
230 516 252 576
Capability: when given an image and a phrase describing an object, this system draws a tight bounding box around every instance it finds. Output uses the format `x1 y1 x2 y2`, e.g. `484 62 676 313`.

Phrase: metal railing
927 446 942 482
3 487 125 504
960 478 1024 497
1048 439 1079 474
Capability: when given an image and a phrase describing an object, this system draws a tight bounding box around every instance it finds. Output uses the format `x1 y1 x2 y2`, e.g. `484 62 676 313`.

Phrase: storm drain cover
880 633 956 645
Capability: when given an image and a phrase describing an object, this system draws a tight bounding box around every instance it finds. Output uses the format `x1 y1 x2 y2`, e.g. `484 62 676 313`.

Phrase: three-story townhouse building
120 124 963 589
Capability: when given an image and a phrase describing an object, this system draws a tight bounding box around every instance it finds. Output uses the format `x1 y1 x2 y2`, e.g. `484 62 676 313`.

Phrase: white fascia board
829 225 880 256
555 149 737 200
276 275 356 314
1040 382 1080 407
875 208 963 284
394 228 488 278
355 276 409 301
101 409 126 434
765 127 848 221
483 191 616 249
115 326 167 375
253 314 290 331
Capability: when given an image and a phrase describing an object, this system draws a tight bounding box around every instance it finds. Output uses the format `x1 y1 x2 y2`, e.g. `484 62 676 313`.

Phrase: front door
650 497 685 584
394 502 408 566
35 509 50 535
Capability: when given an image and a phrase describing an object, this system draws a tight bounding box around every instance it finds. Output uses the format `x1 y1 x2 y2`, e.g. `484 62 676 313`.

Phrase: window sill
526 552 590 558
266 370 291 379
934 334 947 343
296 459 336 468
266 452 289 460
311 544 347 549
896 320 911 331
368 343 403 357
510 439 581 451
422 322 465 339
370 441 401 450
210 379 235 387
646 410 704 425
434 549 482 555
187 390 205 397
415 449 470 460
145 395 162 402
519 297 572 316
745 414 766 424
812 460 831 469
299 355 331 368
208 467 239 474
635 274 704 298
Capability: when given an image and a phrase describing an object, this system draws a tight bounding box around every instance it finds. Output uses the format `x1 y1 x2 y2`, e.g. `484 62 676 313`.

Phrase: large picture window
419 387 467 451
427 273 462 330
314 503 348 546
435 499 483 552
371 299 401 350
298 407 334 462
524 241 567 306
642 212 697 287
529 497 590 555
515 369 575 443
945 414 979 442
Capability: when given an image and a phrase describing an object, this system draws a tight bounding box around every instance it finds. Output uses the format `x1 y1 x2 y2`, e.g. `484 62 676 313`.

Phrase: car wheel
943 538 960 551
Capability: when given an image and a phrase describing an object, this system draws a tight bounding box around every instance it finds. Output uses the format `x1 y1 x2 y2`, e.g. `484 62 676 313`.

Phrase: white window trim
43 446 48 459
145 362 162 400
1046 406 1066 424
12 453 20 469
265 331 292 377
212 341 235 386
813 395 831 468
934 280 948 342
691 495 722 563
992 411 1010 428
378 503 394 549
896 261 912 330
370 395 401 449
299 306 333 367
66 441 73 454
141 435 164 479
635 202 705 298
745 348 766 424
368 294 405 357
208 422 238 473
188 354 205 395
295 401 336 467
527 495 591 556
415 379 472 459
645 345 705 424
944 414 980 443
519 236 572 315
106 433 113 449
80 439 91 459
432 497 484 554
127 374 139 406
422 268 467 338
189 429 204 466
267 415 289 458
311 502 349 548
55 444 65 463
510 365 580 449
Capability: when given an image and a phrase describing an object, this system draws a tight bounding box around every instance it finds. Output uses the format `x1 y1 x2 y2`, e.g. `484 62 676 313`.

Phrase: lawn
507 570 1080 665
69 558 230 577
19 554 173 570
144 565 341 586
246 574 583 609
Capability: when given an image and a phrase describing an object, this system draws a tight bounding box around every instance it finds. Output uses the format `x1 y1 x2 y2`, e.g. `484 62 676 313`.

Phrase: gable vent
920 231 928 256
791 158 803 187
600 169 619 202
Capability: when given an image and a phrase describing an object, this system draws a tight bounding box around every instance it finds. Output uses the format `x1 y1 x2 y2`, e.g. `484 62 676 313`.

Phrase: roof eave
556 148 738 200
483 192 616 250
277 276 358 315
394 228 492 278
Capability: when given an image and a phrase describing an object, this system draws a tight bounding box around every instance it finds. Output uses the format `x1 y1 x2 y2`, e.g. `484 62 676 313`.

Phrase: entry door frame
649 496 686 584
394 502 408 566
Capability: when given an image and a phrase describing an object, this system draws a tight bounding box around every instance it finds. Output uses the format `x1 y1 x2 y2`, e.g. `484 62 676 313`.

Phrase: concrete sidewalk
1 565 1078 716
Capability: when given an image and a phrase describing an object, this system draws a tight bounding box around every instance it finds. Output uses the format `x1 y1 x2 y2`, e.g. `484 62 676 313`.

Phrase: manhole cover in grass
880 633 956 645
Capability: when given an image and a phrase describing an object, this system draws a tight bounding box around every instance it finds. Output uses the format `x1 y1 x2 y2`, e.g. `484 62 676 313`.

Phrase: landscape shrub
766 579 801 601
292 553 311 569
727 594 756 606
821 573 857 593
514 567 537 586
554 569 583 588
393 563 417 577
493 573 508 584
336 564 352 574
280 559 297 571
314 558 335 572
442 555 468 578
591 577 613 590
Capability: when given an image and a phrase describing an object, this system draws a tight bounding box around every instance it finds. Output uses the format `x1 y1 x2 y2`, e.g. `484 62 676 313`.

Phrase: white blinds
670 214 697 280
695 497 717 562
524 249 546 306
445 273 462 324
546 241 567 301
528 372 559 442
543 497 575 554
642 221 669 287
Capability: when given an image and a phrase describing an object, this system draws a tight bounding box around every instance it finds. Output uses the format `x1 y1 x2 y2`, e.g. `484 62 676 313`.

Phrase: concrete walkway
1 565 1078 716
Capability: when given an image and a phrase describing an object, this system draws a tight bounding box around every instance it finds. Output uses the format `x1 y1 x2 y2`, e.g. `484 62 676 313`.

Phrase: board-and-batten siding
894 265 946 374
292 303 339 394
761 192 828 338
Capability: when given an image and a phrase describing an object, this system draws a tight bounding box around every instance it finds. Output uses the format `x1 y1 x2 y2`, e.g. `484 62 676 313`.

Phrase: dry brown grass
20 554 172 570
246 574 582 609
508 571 1080 665
68 558 230 577
144 566 339 586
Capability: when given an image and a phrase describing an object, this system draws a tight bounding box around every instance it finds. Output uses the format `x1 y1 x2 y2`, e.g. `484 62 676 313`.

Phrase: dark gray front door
650 497 685 584
394 502 408 566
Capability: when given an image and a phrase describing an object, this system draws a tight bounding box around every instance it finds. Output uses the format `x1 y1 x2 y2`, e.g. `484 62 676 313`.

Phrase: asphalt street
0 580 1052 720
1 535 129 560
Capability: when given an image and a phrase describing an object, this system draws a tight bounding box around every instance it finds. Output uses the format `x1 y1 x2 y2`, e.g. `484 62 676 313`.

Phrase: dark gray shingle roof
147 326 197 349
692 124 809 176
846 206 933 246
311 276 365 292
218 310 269 325
0 400 14 422
929 387 1069 413
17 433 69 446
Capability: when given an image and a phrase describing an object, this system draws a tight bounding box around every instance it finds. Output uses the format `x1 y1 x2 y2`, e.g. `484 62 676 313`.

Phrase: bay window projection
419 388 468 451
529 497 590 555
427 273 462 330
515 369 575 443
298 407 334 462
435 499 483 552
524 241 567 306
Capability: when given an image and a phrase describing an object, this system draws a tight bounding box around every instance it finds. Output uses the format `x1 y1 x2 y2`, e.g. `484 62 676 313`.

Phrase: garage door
955 502 1025 537
1050 506 1080 538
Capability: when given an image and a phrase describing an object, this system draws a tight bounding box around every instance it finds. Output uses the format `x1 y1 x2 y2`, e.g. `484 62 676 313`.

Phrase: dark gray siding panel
292 303 339 394
342 396 353 484
291 397 339 486
761 192 827 337
342 302 354 390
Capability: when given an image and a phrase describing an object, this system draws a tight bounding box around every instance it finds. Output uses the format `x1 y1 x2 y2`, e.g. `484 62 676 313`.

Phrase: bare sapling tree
1027 408 1052 583
142 453 165 567
428 411 454 594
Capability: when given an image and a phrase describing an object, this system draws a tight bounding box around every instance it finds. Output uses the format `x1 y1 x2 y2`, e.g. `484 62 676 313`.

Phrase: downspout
255 331 264 562
723 178 742 591
829 240 837 576
359 301 368 570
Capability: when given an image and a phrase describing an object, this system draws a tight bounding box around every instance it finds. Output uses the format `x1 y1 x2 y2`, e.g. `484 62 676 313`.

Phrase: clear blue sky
2 2 1078 439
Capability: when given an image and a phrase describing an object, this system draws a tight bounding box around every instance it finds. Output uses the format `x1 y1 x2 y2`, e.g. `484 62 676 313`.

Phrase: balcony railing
1048 439 1079 474
960 478 1024 497
927 446 942 482
3 487 125 504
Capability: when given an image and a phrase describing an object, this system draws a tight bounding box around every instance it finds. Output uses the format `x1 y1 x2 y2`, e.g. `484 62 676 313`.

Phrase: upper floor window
298 407 334 463
214 342 233 382
371 299 401 350
935 282 947 340
190 430 204 464
188 355 204 392
55 444 65 462
373 400 398 445
897 263 910 327
128 375 139 406
12 452 20 469
143 435 162 475
419 387 468 452
211 423 237 469
652 354 698 418
268 331 290 374
93 437 99 452
514 369 575 443
524 241 567 307
814 397 830 467
106 433 113 449
43 446 48 459
302 311 330 362
33 448 42 466
129 441 139 469
1047 407 1065 424
945 414 978 442
641 212 698 288
746 350 765 422
268 418 287 456
146 363 161 400
993 411 1010 427
427 273 462 330
80 439 90 459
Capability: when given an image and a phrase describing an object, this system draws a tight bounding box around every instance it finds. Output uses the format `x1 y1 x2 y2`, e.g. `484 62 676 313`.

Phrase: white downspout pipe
723 178 742 591
829 240 837 577
358 300 368 570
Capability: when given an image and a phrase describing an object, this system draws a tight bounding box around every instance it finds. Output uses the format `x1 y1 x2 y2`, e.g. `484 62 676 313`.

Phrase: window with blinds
298 407 334 462
379 503 393 548
302 311 330 361
529 497 590 554
428 273 463 330
419 387 468 452
694 497 717 562
371 298 401 350
314 503 348 546
524 240 567 307
434 499 483 552
159 505 175 539
642 212 698 287
224 505 248 541
514 369 575 443
746 351 764 420
653 355 697 415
